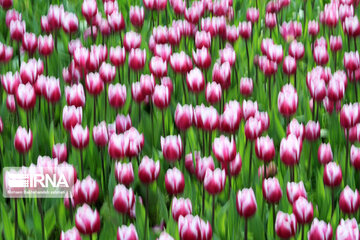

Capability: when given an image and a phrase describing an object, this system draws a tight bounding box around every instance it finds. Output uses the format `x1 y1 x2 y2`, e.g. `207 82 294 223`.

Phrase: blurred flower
336 218 359 240
138 156 160 184
130 6 144 28
323 162 343 187
236 188 257 218
75 204 100 235
280 134 302 166
52 143 67 163
14 126 33 154
113 184 135 216
339 186 360 214
117 224 138 240
65 84 86 107
16 83 36 110
71 124 89 149
275 211 297 238
308 218 333 240
165 167 185 195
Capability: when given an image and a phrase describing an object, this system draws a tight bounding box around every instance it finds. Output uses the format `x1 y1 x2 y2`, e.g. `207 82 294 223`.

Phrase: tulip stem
202 184 205 216
301 224 305 240
68 195 73 223
144 185 149 240
212 194 215 227
334 53 337 71
316 100 319 122
182 131 186 172
294 71 297 90
312 100 316 120
244 218 248 240
104 84 107 121
268 77 271 110
100 148 106 194
272 204 275 240
290 166 294 182
331 188 335 219
118 66 121 83
181 75 187 103
345 129 349 183
307 145 312 177
248 141 253 186
26 111 30 129
245 40 250 77
93 97 96 124
162 109 165 136
14 199 18 240
37 198 45 240
355 81 358 102
89 234 92 240
228 164 232 200
208 131 212 156
138 103 141 123
80 150 84 179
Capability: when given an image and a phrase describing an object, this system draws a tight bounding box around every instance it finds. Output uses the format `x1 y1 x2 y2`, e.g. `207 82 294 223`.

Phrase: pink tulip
82 0 98 23
219 45 236 66
2 71 20 94
108 83 127 109
62 106 82 131
186 68 205 93
110 46 126 67
131 82 145 103
289 40 305 60
330 35 343 52
14 126 33 153
115 162 134 186
318 143 333 165
308 20 320 36
10 20 25 41
280 134 302 166
305 121 320 141
238 21 252 39
60 227 82 240
212 135 236 163
195 31 211 49
99 62 116 84
149 56 167 78
138 156 160 184
275 211 297 238
287 181 307 205
113 184 135 215
175 104 193 131
16 83 36 110
340 103 360 129
75 176 99 204
219 103 241 133
308 218 333 240
178 215 212 240
283 56 297 75
196 156 215 182
52 143 67 163
244 117 262 141
115 114 132 134
130 6 144 28
193 104 219 131
108 133 128 159
75 204 100 235
71 124 89 149
154 44 172 62
6 94 16 112
152 85 171 109
255 136 275 162
161 135 182 162
323 162 343 187
170 51 193 74
85 73 104 95
262 177 282 203
123 31 141 51
336 218 359 240
128 48 146 71
279 21 302 41
278 84 298 117
339 186 360 214
205 82 222 104
344 51 360 71
192 47 211 69
246 7 259 23
38 34 54 56
286 119 304 140
22 32 37 56
236 188 257 218
240 77 253 96
65 84 86 107
343 16 360 37
117 224 138 240
165 167 185 195
171 197 192 222
92 121 108 147
293 197 314 224
265 13 277 29
62 12 78 34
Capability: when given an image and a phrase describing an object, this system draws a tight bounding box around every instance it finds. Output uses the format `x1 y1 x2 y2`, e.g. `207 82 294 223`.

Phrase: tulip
62 12 78 36
161 135 182 163
130 6 144 28
6 94 16 113
113 184 135 217
318 143 333 165
255 136 275 164
52 143 67 163
75 204 100 236
265 13 277 31
339 186 360 214
153 26 168 44
246 8 259 23
60 227 82 240
128 48 146 72
175 104 193 131
195 156 215 215
236 188 257 240
62 106 82 132
149 56 167 79
138 155 160 237
186 68 205 94
115 162 134 186
219 100 242 133
286 181 307 205
38 35 54 75
308 218 333 240
117 224 138 240
71 124 89 178
108 83 127 110
263 177 282 204
116 114 132 134
212 135 236 163
195 31 211 49
124 127 144 158
280 134 302 181
324 161 343 215
170 51 192 74
275 211 297 239
165 167 185 195
293 197 314 240
154 44 172 62
10 20 25 42
308 20 319 36
14 126 33 160
184 152 200 175
171 197 192 222
22 32 37 57
242 100 257 121
279 21 302 41
287 119 305 140
2 71 20 95
178 215 212 240
336 218 359 240
75 176 99 204
239 77 253 96
205 82 222 105
278 84 298 118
